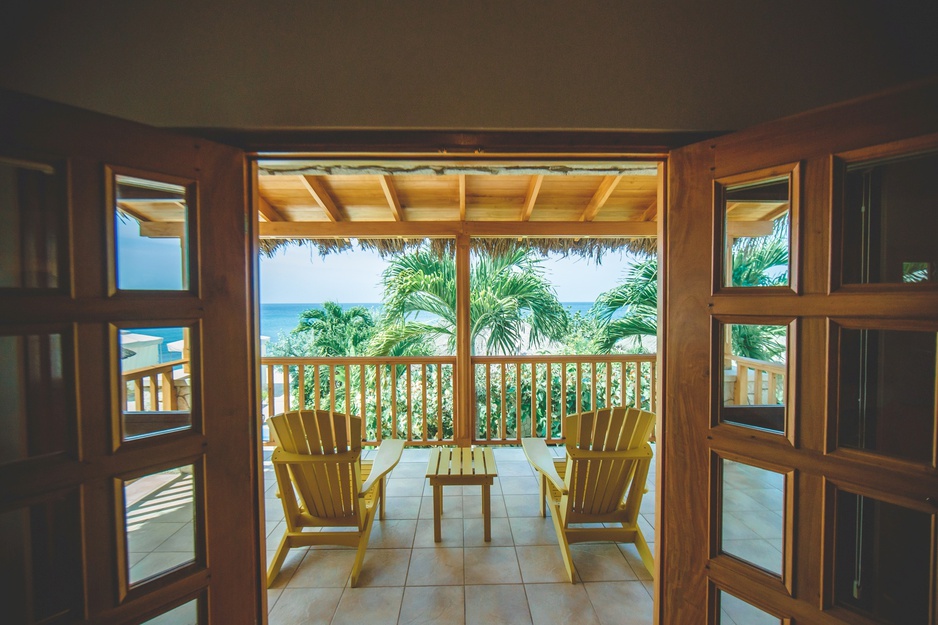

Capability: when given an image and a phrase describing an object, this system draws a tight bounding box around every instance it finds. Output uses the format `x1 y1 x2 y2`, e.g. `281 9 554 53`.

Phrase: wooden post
455 233 472 447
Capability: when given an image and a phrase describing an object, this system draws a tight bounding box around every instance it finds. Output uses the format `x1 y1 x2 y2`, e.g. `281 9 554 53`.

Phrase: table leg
482 482 491 542
433 483 442 543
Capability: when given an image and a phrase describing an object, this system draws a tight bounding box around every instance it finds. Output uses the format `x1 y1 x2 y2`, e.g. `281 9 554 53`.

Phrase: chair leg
634 527 655 578
266 532 292 587
539 474 547 517
350 509 378 588
378 475 386 520
546 504 575 583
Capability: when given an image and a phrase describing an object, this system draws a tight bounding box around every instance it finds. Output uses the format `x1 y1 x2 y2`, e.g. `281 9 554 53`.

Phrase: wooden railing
726 355 785 405
122 359 187 411
260 354 657 446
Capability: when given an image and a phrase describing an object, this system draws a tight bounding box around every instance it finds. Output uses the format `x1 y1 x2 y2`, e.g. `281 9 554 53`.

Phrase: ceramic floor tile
368 519 417 549
158 523 194 552
383 496 422 519
585 581 653 625
570 543 637 582
393 462 432 478
355 549 411 587
617 543 653 581
525 583 600 625
266 588 282 613
493 448 528 462
398 586 465 625
268 548 309 589
414 518 464 548
516 545 575 583
406 547 464 586
464 546 522 585
504 495 543 518
465 584 532 625
387 478 427 497
498 476 540 495
265 498 285 521
497 462 534 476
127 522 186 552
463 517 514 547
462 493 507 518
287 550 357 588
722 539 782 574
330 586 404 625
419 494 464 519
267 587 342 625
129 551 194 583
508 516 556 545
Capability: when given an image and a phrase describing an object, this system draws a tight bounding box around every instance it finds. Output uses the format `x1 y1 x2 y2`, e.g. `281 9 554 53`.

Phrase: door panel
0 90 261 624
662 80 938 624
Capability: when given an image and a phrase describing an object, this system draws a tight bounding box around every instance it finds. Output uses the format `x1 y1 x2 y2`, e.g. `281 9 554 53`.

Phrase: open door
0 91 262 624
661 80 938 624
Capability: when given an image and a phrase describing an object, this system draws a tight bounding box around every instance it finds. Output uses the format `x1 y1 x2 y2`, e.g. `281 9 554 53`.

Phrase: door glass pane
723 177 790 288
720 323 787 434
834 490 931 624
0 330 73 464
114 173 189 291
140 598 199 625
837 328 936 465
0 157 64 289
0 490 82 623
718 590 782 624
843 151 938 285
123 464 197 586
119 326 194 441
721 458 784 575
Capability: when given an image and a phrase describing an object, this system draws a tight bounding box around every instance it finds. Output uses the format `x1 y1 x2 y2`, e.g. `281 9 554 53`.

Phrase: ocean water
126 302 601 362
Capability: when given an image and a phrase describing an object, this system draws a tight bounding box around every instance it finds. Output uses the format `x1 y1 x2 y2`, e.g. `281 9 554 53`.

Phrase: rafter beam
139 222 185 238
260 220 657 239
458 174 466 220
725 221 774 237
520 175 544 221
299 175 342 222
378 175 405 221
257 195 287 222
641 199 657 221
579 175 622 222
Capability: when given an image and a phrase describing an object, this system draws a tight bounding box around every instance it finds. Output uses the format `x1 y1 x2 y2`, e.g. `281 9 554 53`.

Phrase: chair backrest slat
564 407 655 518
272 410 364 521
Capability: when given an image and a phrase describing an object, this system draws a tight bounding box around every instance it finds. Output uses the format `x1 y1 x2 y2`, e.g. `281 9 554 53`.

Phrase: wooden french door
660 80 938 624
0 91 262 624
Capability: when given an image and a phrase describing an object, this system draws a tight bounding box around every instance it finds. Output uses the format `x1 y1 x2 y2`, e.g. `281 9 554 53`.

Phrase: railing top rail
260 356 456 365
472 354 657 364
728 355 786 373
122 359 188 379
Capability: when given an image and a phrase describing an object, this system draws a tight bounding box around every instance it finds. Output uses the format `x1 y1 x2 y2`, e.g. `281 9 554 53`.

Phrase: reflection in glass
0 491 82 623
720 459 784 575
720 323 787 434
119 327 192 441
834 490 931 624
124 464 196 586
0 157 63 289
114 174 189 291
838 328 936 465
843 151 938 285
723 177 790 288
140 599 199 625
718 590 782 625
0 331 71 464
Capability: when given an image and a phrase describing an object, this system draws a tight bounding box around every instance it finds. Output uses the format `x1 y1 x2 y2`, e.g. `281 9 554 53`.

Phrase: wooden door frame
663 78 938 624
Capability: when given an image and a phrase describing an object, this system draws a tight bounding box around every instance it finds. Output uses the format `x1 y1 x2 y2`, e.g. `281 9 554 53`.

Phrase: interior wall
1 1 936 132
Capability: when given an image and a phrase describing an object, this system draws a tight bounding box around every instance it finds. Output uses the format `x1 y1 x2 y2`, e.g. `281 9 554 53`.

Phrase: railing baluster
530 362 537 438
266 364 274 416
375 364 383 443
283 365 291 412
297 365 306 410
500 363 507 440
736 366 749 405
162 372 176 410
345 364 351 415
390 364 398 439
634 363 641 409
328 365 336 415
422 364 428 443
485 364 491 442
406 364 413 441
148 374 158 410
605 361 612 408
546 361 552 441
314 365 321 411
437 364 443 441
768 371 778 404
561 361 567 423
515 362 522 443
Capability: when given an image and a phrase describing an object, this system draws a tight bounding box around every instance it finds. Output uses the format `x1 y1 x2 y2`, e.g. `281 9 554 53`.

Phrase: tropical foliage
369 247 569 356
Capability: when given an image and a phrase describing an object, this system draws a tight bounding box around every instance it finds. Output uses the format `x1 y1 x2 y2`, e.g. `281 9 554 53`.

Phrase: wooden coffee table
426 447 498 542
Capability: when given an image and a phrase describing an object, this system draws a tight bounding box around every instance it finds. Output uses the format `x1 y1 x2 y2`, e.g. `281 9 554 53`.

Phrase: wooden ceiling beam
299 175 343 222
259 220 657 239
641 199 657 221
378 175 406 221
257 195 287 222
725 221 774 237
579 175 622 222
139 222 185 238
458 174 466 220
520 175 544 221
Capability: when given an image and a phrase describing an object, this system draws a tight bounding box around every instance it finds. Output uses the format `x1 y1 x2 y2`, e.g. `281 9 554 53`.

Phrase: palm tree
594 218 789 357
295 301 376 357
370 247 568 355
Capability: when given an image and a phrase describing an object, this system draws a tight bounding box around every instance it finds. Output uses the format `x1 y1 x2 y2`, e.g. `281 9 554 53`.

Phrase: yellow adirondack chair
522 407 656 582
266 410 404 587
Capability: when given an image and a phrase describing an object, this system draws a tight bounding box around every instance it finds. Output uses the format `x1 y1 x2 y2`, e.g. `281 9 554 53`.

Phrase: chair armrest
271 448 360 465
522 438 567 494
361 439 405 495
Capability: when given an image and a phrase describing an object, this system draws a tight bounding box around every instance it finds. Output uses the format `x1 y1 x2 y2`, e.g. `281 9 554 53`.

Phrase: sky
258 244 637 304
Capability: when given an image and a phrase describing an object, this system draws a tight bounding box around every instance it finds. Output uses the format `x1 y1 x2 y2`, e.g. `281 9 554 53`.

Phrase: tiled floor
264 446 656 625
